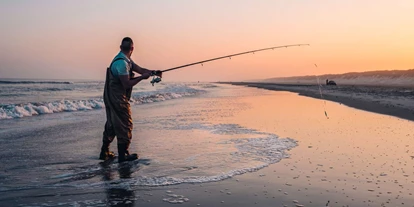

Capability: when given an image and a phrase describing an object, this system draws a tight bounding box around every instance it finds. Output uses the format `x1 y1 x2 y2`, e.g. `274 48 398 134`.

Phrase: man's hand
152 70 163 78
132 62 162 78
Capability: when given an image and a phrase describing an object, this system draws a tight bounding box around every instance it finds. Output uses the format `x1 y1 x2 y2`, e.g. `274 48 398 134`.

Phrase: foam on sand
125 135 296 187
52 136 296 189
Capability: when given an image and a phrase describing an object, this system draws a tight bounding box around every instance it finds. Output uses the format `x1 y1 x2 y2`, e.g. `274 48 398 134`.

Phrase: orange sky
0 0 413 81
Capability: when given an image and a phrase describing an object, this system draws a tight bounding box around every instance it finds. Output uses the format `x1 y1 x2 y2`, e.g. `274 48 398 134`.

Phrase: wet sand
2 84 414 207
140 85 414 207
221 88 414 207
224 82 414 122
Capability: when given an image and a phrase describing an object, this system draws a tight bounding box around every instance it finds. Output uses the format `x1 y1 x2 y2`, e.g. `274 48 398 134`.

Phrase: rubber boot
118 143 138 163
99 141 115 160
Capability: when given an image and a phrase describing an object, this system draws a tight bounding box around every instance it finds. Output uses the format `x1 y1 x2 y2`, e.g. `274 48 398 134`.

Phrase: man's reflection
100 162 135 207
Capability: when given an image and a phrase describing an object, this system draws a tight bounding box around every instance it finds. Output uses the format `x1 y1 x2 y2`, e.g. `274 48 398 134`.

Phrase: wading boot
118 143 138 163
99 141 115 160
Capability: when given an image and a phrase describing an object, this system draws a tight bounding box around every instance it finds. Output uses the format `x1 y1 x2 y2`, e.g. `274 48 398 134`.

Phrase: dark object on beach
326 79 337 85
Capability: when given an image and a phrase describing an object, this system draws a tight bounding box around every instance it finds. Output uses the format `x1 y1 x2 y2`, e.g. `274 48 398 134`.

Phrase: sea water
0 79 202 119
0 81 297 200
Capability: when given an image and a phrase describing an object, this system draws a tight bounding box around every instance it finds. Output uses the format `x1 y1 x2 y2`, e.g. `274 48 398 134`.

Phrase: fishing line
144 43 329 119
148 44 310 85
161 44 309 73
314 64 329 119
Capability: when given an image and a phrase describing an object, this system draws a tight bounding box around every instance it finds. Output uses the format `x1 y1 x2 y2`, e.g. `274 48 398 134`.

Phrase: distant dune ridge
261 69 414 87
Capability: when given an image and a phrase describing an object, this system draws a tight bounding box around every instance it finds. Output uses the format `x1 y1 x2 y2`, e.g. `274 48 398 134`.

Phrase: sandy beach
3 1 414 206
225 82 414 122
1 83 414 207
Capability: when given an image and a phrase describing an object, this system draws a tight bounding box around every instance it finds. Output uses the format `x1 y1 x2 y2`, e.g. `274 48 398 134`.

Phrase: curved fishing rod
163 44 309 72
150 43 310 85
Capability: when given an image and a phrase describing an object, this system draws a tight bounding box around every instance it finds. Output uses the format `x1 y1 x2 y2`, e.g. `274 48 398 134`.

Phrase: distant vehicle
326 79 337 85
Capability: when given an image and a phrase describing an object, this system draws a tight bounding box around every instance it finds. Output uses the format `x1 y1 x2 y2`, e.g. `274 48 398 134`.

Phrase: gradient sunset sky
0 0 413 81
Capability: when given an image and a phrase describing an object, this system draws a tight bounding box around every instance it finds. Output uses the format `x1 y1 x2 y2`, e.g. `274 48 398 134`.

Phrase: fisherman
99 37 162 162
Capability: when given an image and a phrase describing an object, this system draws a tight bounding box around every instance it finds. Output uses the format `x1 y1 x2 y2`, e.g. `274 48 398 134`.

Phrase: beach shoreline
220 82 414 122
2 83 414 207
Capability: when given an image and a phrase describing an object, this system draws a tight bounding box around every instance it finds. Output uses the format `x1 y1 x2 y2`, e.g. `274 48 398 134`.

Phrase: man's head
120 37 134 57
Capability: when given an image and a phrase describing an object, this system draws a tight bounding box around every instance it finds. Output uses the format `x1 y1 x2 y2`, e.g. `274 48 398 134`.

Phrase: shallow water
0 83 297 204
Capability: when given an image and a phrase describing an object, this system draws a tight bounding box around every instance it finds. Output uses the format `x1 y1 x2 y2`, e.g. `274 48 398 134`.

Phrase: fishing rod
150 44 310 85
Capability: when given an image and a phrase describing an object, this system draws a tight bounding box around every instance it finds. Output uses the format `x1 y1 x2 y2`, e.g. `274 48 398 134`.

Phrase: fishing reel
150 70 162 86
150 76 162 86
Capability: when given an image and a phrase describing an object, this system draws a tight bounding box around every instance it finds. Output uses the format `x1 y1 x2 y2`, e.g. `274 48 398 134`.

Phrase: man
99 37 162 162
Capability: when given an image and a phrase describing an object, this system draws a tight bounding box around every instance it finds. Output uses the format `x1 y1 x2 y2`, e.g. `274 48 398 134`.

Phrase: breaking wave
0 84 205 119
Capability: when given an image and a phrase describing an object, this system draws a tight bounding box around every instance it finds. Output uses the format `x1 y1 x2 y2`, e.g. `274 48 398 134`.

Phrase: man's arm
131 61 162 77
131 61 151 74
112 60 151 89
119 73 151 89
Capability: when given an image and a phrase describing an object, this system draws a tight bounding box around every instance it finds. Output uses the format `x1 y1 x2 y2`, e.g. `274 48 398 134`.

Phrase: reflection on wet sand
101 162 136 207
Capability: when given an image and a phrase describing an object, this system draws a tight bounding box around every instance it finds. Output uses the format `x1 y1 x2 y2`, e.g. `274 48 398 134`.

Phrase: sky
0 0 413 81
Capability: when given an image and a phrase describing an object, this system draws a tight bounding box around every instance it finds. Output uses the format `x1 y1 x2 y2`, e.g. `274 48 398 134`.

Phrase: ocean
1 78 414 207
0 80 298 205
0 79 205 119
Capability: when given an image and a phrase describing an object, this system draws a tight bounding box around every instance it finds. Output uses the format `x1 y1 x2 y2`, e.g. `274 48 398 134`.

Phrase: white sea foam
172 123 266 135
52 133 297 188
42 122 297 190
0 84 205 119
96 135 297 187
123 125 297 187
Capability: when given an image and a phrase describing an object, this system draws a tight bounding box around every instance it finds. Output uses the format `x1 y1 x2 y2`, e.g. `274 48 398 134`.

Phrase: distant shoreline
253 68 414 88
224 81 414 89
219 82 414 122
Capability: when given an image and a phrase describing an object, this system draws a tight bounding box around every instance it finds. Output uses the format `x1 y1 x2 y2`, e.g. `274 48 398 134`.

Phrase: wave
0 84 205 119
42 87 74 91
185 83 219 88
0 80 73 85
